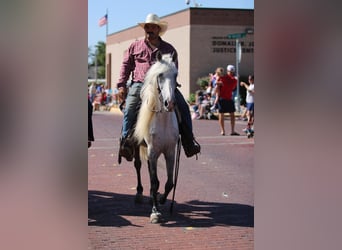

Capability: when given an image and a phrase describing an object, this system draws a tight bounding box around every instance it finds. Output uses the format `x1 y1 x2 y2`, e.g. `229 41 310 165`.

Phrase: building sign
211 36 254 54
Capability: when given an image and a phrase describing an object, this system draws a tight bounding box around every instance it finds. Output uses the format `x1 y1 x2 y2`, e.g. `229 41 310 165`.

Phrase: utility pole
227 32 246 113
94 48 98 83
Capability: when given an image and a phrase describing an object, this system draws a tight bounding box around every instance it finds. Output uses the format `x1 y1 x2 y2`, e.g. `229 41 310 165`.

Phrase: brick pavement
88 109 254 249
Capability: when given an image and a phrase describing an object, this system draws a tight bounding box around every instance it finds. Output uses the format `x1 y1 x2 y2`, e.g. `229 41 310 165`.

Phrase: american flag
98 14 107 27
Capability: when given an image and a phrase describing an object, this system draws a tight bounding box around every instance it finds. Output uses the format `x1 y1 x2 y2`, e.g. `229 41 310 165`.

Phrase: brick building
105 8 254 100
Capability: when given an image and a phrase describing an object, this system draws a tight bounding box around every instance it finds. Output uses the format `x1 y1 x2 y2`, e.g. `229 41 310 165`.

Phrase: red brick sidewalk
88 111 254 249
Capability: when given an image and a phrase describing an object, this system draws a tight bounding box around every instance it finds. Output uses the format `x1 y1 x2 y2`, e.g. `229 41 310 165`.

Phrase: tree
88 41 106 79
88 46 93 64
95 41 106 78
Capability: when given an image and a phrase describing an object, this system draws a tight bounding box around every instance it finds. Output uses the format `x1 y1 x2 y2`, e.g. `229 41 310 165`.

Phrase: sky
88 0 254 51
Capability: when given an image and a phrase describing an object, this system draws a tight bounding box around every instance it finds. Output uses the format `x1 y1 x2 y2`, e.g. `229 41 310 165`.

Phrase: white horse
134 52 180 223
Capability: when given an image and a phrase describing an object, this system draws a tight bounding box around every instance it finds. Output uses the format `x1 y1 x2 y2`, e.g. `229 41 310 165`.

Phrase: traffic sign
227 33 246 39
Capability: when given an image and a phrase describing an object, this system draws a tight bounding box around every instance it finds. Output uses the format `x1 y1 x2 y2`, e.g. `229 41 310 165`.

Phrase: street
88 109 254 249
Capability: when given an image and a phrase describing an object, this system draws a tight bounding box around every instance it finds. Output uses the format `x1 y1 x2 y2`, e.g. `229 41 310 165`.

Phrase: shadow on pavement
89 190 254 228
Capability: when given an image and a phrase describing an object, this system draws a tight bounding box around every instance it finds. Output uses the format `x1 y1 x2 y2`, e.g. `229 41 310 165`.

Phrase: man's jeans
121 82 192 138
122 82 143 138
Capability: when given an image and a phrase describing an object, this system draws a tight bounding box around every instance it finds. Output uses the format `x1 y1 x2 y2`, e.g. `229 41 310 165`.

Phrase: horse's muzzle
164 100 175 112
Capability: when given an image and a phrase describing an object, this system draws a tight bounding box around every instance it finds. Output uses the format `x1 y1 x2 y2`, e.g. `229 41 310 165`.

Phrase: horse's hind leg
158 153 175 205
134 147 143 203
148 159 161 223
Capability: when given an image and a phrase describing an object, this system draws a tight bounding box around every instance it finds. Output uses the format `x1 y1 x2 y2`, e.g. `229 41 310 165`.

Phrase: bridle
150 73 176 113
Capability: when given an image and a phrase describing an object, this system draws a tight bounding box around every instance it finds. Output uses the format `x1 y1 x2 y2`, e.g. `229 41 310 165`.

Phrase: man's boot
183 138 201 158
118 136 134 163
178 121 201 158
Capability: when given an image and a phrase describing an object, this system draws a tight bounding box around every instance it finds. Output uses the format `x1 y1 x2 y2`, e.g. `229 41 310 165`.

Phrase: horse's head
143 52 178 112
155 52 178 112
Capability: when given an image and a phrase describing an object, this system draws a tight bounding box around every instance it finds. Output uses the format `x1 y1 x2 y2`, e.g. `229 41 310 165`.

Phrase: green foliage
88 41 106 78
196 76 210 89
188 93 196 104
97 66 106 79
95 41 106 66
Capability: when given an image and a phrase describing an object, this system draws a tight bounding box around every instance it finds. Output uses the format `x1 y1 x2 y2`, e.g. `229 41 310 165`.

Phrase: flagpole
106 8 108 37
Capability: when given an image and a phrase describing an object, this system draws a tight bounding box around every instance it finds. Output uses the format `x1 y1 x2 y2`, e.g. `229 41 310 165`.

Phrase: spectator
240 75 255 133
210 67 224 112
192 90 210 120
89 82 96 103
104 86 112 104
214 65 240 136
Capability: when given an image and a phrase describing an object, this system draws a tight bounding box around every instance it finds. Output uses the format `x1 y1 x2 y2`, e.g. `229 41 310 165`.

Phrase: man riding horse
117 13 201 161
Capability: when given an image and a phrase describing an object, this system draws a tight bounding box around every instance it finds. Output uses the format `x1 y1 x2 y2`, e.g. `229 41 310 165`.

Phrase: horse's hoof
135 193 144 204
150 212 161 224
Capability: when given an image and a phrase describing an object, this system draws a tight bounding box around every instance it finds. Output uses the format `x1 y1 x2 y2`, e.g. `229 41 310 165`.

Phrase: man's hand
118 86 127 102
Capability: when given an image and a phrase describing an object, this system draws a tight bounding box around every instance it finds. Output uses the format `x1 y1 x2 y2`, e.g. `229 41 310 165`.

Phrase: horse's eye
158 74 164 81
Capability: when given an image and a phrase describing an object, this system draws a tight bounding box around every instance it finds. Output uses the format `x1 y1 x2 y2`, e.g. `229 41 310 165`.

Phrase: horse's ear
171 52 177 62
156 51 162 61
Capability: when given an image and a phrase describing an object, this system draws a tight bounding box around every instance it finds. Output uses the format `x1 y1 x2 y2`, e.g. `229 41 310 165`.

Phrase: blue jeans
122 82 143 138
121 82 192 138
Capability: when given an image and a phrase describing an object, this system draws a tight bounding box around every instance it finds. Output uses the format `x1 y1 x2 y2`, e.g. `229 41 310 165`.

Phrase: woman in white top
240 75 255 131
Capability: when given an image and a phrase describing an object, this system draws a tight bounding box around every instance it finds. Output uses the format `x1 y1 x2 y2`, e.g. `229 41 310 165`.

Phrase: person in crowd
101 91 107 106
116 13 201 161
192 90 212 120
104 86 112 105
192 90 203 119
240 74 255 133
214 65 240 136
210 67 224 112
89 82 97 103
96 83 102 94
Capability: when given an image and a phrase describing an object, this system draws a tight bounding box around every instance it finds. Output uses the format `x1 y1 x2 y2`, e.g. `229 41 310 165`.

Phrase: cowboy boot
178 121 201 158
118 136 134 163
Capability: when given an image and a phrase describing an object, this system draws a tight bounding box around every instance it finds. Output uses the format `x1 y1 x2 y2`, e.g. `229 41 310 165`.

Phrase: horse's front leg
158 152 175 205
148 159 161 223
134 146 143 203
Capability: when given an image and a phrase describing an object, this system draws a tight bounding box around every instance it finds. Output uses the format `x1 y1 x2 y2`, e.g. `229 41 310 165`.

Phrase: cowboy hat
138 13 168 36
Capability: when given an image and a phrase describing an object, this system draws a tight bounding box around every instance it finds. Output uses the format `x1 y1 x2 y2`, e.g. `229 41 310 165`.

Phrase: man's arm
117 45 135 89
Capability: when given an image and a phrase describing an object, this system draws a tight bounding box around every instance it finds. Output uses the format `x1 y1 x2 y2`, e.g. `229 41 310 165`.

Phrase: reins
170 136 182 214
148 80 174 113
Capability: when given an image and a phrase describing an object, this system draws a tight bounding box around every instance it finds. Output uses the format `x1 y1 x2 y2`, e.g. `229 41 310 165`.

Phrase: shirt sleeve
233 77 237 89
117 44 135 87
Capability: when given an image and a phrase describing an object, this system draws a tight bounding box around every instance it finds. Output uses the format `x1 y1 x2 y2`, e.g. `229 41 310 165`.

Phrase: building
105 7 254 100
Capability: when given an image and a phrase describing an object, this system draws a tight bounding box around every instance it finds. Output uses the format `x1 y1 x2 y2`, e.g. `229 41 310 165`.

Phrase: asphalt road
88 108 254 249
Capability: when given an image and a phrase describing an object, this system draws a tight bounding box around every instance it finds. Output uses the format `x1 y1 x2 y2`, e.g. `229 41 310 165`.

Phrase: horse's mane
134 54 177 144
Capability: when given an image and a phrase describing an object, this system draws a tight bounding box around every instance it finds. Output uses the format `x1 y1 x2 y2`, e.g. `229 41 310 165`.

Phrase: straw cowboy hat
138 13 168 36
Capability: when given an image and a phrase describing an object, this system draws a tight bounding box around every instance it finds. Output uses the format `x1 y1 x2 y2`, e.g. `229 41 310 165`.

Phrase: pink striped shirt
117 38 178 88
